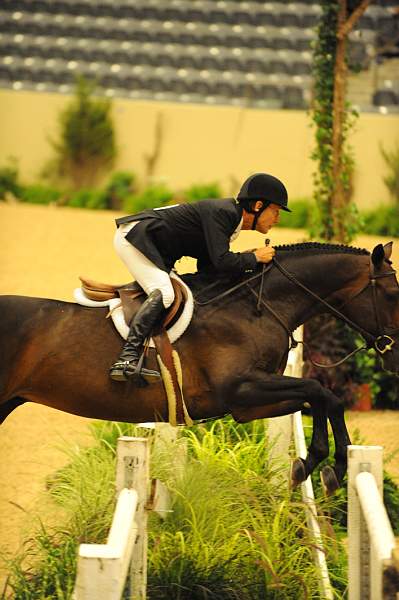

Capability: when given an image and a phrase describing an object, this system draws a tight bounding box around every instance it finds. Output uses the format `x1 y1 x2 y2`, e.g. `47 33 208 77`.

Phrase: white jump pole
267 327 303 466
265 327 333 599
74 488 139 600
293 409 334 600
348 445 396 600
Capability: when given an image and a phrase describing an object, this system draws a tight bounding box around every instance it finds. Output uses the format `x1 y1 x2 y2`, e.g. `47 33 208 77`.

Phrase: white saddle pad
73 272 194 348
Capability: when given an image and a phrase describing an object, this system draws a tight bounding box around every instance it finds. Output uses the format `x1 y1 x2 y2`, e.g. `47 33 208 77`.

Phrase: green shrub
50 76 116 189
149 419 347 599
182 182 222 202
304 317 399 410
381 141 399 205
20 184 61 205
275 198 312 229
3 440 116 598
2 418 347 599
0 158 21 199
123 183 174 213
103 171 136 210
361 204 399 237
67 188 107 209
352 339 399 409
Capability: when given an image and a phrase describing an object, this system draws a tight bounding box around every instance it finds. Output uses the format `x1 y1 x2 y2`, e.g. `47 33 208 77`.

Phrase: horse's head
347 242 399 375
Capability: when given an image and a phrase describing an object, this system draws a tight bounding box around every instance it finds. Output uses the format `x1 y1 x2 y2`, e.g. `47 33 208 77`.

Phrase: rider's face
254 202 282 234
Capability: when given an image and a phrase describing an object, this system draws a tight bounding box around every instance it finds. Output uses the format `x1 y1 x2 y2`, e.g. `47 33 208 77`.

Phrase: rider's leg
110 289 165 381
110 224 175 382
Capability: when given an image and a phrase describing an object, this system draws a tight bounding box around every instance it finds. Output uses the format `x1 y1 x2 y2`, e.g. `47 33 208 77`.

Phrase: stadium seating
373 86 399 106
0 0 398 110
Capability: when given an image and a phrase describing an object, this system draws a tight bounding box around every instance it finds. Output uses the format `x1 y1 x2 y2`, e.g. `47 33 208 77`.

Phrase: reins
244 262 368 368
195 264 274 306
193 253 398 369
271 259 370 367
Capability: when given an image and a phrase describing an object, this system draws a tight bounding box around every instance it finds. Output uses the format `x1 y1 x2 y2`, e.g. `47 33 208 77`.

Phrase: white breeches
114 222 175 309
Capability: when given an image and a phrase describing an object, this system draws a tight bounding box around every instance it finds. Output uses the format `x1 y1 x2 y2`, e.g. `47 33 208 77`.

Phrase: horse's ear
384 241 393 261
371 244 385 269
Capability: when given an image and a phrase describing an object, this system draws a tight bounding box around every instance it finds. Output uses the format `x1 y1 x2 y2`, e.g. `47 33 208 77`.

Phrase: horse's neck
276 252 367 329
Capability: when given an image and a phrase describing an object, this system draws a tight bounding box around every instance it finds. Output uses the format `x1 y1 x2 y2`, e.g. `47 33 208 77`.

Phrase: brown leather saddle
79 275 188 329
79 275 192 424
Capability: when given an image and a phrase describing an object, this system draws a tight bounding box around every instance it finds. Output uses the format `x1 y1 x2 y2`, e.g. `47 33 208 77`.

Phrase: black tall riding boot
110 289 165 382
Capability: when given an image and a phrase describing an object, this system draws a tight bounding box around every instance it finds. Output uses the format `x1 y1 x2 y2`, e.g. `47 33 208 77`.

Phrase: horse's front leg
316 390 352 494
224 372 334 491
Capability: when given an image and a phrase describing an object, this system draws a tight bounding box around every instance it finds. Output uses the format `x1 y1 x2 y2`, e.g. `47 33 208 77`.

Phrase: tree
311 0 372 243
307 1 374 411
50 77 116 190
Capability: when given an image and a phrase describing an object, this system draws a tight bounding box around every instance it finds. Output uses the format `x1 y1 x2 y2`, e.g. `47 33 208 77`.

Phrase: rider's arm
201 210 258 274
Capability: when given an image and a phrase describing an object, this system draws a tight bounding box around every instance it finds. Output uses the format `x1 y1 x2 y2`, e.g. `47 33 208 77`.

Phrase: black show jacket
115 198 258 275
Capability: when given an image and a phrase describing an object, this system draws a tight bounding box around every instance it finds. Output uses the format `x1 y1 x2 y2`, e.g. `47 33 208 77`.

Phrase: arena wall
1 88 398 208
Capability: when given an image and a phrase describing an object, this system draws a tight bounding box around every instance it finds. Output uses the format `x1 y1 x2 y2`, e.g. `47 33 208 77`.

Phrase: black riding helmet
237 173 290 230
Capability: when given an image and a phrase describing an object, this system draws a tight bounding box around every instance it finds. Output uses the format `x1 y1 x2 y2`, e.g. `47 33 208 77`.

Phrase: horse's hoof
290 457 307 489
320 465 340 496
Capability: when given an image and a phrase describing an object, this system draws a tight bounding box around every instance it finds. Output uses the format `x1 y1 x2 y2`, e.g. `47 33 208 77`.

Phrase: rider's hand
254 245 275 263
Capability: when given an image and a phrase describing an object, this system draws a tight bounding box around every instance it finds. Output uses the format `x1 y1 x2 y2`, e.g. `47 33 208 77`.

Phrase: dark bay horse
1 242 398 494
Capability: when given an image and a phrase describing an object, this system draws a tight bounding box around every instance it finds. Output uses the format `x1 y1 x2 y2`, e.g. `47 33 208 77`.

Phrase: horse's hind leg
226 372 331 487
0 398 26 424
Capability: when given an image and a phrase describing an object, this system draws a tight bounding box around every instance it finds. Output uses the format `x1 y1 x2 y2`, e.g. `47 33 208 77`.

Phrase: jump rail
73 436 150 600
348 445 399 600
73 424 179 600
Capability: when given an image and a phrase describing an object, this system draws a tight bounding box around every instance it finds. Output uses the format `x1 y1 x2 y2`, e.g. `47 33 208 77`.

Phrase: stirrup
109 356 161 383
109 360 132 382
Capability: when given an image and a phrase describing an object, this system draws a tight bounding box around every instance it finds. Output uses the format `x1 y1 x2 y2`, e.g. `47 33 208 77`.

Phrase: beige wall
0 88 398 208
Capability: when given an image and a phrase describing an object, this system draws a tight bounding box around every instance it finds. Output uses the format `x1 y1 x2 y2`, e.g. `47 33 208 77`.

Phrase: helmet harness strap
241 200 269 230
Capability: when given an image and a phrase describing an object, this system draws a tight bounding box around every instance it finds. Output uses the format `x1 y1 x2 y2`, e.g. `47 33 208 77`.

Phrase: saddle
78 274 193 426
79 275 188 329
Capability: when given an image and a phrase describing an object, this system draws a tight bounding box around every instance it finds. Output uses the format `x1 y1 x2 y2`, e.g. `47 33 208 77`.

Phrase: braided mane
275 242 369 255
183 241 369 299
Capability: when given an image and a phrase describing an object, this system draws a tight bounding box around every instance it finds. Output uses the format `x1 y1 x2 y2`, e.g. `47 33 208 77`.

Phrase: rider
110 172 290 382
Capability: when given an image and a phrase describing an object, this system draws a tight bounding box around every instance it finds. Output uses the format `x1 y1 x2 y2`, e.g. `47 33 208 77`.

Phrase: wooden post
137 422 184 517
348 445 395 600
116 437 149 600
153 422 187 480
266 415 292 467
266 327 303 470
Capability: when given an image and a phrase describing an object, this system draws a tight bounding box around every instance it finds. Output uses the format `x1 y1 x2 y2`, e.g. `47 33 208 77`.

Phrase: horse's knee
230 406 250 423
325 390 345 413
236 380 252 399
233 379 262 406
303 377 325 400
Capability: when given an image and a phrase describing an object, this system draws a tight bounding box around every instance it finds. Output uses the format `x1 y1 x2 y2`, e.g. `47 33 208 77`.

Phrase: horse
1 241 398 495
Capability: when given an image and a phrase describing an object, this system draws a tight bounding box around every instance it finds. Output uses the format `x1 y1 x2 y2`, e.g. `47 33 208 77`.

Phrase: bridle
271 257 398 367
195 256 399 368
